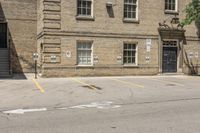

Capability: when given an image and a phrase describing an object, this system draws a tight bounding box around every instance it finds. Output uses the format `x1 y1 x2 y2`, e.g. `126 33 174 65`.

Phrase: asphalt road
0 75 200 133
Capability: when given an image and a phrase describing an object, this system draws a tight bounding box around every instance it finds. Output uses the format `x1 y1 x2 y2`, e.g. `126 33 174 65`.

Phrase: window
165 0 177 11
0 23 7 48
123 43 137 64
77 41 92 65
77 0 92 16
124 0 137 20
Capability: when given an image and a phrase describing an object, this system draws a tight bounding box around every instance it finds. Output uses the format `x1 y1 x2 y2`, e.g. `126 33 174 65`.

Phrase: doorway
0 23 7 48
162 41 178 73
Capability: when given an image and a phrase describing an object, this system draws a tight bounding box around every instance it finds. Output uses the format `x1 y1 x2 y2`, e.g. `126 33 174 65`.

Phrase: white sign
146 39 152 46
66 51 71 58
51 55 57 63
145 56 150 63
93 56 99 63
146 45 151 52
33 53 39 61
188 52 193 59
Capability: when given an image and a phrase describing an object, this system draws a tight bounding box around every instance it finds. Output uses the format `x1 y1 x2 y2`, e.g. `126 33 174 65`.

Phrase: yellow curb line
32 79 45 93
108 78 144 88
150 78 184 86
71 78 97 90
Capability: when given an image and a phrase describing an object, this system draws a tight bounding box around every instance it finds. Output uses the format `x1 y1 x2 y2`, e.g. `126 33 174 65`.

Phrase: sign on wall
51 55 57 63
145 56 151 63
146 39 152 46
146 39 152 52
93 56 99 63
188 52 194 59
66 51 71 58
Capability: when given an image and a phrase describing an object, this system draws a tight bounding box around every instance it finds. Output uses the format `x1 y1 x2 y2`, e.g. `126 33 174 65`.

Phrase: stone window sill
123 19 140 24
76 65 94 68
76 15 95 21
164 10 179 15
123 64 139 68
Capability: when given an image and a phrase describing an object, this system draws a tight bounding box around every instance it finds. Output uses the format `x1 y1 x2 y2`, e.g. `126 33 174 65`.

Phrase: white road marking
68 101 121 109
3 108 47 114
2 101 121 115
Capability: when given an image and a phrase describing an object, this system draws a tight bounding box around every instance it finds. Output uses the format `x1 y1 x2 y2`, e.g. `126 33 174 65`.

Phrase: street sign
33 53 39 61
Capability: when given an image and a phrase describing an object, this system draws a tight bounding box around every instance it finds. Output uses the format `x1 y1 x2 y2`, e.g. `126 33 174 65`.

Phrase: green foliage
182 0 200 25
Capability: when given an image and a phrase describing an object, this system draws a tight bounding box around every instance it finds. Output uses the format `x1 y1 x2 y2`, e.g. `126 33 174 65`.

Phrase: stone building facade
37 0 200 77
0 0 199 77
0 0 37 77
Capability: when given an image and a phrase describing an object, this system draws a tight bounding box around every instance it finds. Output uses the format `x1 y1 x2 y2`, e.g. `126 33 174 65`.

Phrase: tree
182 0 200 25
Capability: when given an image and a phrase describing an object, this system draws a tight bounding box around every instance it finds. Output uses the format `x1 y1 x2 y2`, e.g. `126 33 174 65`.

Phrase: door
162 47 177 73
0 23 7 48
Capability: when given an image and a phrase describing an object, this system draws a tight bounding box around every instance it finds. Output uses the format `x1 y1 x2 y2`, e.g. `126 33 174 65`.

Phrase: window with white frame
77 41 92 65
77 0 92 16
165 0 177 11
123 43 137 64
124 0 137 19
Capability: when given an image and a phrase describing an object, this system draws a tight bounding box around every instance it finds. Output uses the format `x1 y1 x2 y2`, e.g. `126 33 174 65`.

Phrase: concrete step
0 49 10 78
0 58 9 63
0 62 10 71
0 74 12 78
0 49 9 62
0 50 9 55
0 71 10 76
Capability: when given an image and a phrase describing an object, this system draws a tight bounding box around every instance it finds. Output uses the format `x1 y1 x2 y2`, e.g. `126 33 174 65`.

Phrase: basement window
123 43 138 65
77 41 93 66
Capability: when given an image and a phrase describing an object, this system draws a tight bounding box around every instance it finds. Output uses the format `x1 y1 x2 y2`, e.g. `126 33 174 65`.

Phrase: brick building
0 0 36 77
0 0 200 77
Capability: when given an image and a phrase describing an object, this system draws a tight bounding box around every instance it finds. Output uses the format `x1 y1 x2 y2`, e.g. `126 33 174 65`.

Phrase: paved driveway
0 75 200 111
1 75 200 133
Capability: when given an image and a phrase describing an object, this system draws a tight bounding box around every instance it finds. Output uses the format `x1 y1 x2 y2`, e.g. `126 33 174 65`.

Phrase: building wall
183 39 200 74
38 0 200 77
0 0 37 73
40 36 159 77
61 0 198 37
